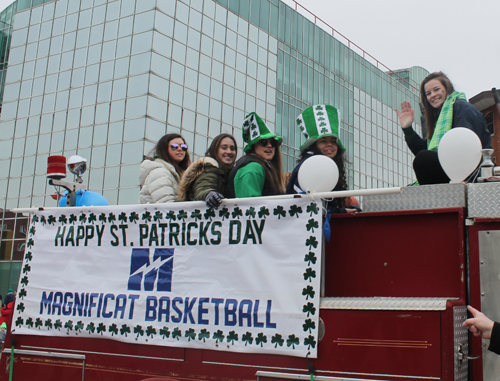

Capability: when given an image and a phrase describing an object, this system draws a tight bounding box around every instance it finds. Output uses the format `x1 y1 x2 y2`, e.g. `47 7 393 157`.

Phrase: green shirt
234 162 265 197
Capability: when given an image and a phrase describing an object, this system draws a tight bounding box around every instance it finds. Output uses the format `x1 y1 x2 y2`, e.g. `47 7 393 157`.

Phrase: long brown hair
300 142 349 207
205 133 238 172
150 133 191 176
420 71 455 139
247 145 284 195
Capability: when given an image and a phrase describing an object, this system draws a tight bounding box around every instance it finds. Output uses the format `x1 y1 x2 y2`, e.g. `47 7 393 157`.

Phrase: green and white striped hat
296 104 345 153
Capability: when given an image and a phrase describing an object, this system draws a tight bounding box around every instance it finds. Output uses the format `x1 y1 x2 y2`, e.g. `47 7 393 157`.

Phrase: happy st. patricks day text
53 220 266 247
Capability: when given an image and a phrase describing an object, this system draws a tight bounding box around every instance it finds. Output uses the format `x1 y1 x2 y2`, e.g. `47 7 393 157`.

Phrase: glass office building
0 0 426 290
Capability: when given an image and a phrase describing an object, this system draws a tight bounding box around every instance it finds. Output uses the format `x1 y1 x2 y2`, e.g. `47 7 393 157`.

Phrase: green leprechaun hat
242 112 282 152
296 104 345 153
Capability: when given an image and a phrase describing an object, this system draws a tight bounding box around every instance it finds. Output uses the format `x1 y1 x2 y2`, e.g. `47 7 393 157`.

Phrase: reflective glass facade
0 0 426 290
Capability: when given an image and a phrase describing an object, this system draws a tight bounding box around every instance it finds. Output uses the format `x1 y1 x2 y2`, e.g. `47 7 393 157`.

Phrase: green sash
427 91 467 152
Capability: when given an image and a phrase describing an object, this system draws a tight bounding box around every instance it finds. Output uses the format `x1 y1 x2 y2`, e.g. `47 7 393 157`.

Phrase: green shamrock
271 333 284 348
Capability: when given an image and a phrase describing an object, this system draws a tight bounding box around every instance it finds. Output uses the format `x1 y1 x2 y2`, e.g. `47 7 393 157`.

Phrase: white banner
13 197 322 357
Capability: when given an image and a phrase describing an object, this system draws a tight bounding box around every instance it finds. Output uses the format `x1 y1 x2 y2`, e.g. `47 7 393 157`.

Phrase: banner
13 197 323 357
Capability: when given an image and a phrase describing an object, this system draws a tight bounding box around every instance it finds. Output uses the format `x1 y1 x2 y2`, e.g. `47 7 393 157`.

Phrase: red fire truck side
1 182 497 381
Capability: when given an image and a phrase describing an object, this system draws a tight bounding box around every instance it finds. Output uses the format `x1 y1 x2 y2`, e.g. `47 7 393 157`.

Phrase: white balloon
438 127 482 183
298 155 339 192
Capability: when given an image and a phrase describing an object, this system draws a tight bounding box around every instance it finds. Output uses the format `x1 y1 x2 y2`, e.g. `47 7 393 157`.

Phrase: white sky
282 0 500 99
0 0 498 99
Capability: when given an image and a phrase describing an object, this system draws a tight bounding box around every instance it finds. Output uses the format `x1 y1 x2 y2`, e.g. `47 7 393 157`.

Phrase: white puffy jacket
138 158 180 204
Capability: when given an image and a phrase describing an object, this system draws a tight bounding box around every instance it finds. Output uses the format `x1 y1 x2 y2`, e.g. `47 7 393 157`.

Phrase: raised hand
396 100 415 129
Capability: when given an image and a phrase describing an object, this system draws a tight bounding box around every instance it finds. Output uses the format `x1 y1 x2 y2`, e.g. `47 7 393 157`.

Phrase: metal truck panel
477 230 500 380
467 182 500 217
453 306 468 381
363 183 466 212
320 297 451 311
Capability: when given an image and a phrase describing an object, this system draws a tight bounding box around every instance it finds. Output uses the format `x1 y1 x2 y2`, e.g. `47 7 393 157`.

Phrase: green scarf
427 91 467 151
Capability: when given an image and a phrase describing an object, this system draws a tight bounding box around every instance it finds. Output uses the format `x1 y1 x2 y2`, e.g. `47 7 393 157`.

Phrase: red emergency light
47 155 67 179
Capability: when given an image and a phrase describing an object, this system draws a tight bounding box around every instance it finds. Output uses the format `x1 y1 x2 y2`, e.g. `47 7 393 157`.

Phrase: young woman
139 133 191 204
397 71 491 184
178 133 237 209
227 112 284 198
287 104 360 214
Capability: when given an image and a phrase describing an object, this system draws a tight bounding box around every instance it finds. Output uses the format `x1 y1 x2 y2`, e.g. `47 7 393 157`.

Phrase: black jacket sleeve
286 155 311 194
402 126 427 156
286 163 301 194
452 100 492 149
488 321 500 355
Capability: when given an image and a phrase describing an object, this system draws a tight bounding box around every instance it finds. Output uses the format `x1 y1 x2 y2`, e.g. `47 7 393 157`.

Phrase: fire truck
1 181 499 381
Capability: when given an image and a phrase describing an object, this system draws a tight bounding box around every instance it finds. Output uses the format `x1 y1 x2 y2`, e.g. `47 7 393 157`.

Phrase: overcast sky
0 0 498 99
282 0 500 99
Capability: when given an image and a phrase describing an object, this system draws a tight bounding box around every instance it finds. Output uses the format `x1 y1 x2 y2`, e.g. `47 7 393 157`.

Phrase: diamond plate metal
477 231 500 380
320 297 452 310
362 183 466 212
454 306 468 381
467 182 500 217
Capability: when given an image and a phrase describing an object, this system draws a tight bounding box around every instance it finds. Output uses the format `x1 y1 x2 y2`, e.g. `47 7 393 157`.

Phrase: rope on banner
305 351 315 381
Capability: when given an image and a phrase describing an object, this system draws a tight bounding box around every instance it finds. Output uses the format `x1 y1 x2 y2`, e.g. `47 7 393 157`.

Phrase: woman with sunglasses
139 133 191 204
287 104 360 214
227 112 284 198
178 133 237 209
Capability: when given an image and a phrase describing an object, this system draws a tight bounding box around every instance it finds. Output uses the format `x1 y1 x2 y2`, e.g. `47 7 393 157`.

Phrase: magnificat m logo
128 248 174 292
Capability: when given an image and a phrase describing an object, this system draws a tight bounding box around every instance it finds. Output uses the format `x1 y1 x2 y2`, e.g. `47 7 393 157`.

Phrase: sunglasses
170 143 188 151
258 139 280 148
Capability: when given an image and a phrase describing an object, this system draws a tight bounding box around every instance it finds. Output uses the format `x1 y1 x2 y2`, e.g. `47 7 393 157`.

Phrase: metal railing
289 0 418 93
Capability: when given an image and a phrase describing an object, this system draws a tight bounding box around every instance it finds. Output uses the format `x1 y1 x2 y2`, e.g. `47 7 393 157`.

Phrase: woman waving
397 72 491 184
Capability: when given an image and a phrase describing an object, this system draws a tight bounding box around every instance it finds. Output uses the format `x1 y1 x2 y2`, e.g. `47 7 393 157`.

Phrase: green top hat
296 104 345 153
242 112 282 152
